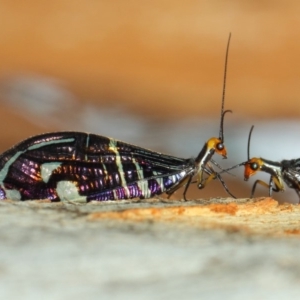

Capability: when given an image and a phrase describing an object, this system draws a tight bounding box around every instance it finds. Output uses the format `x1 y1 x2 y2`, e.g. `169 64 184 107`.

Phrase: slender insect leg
250 179 271 198
270 179 281 193
268 176 273 197
215 173 236 198
271 182 281 195
210 159 235 177
251 176 282 198
197 163 235 198
268 177 282 195
182 175 193 201
197 163 217 189
198 173 216 189
198 169 235 198
166 175 192 199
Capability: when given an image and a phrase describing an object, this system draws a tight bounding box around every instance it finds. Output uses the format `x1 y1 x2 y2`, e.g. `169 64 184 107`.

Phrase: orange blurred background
1 1 300 201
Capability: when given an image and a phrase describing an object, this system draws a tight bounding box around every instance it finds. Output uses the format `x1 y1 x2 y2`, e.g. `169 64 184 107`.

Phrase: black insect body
226 126 300 201
0 35 234 202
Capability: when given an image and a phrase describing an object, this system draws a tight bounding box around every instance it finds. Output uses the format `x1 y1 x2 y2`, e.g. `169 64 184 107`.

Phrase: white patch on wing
108 139 117 153
85 135 90 161
41 162 62 183
0 137 76 200
0 151 23 184
109 139 127 187
56 181 86 202
0 137 75 186
132 158 144 180
27 138 75 151
6 189 21 200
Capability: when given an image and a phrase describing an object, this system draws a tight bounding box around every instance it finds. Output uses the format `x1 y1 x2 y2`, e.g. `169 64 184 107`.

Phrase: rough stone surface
0 198 300 300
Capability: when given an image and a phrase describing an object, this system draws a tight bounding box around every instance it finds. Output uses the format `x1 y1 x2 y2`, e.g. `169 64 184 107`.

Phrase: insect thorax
261 158 285 191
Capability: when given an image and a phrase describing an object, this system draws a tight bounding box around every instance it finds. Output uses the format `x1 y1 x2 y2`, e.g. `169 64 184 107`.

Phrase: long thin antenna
219 33 231 141
247 125 255 160
219 125 255 173
219 109 232 143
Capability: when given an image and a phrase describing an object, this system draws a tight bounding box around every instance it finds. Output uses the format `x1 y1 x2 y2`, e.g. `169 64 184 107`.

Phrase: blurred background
1 0 300 202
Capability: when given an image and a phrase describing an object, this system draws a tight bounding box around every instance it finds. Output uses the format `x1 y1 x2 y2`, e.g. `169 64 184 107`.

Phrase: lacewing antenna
220 110 232 143
247 125 255 160
219 33 231 142
212 125 258 198
220 125 256 173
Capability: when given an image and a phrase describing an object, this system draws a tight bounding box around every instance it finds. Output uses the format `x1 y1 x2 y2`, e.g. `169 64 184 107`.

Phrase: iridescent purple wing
0 132 192 202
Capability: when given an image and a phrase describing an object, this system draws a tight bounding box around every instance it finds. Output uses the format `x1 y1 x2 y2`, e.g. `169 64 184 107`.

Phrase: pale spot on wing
6 189 21 200
56 181 86 202
41 162 62 183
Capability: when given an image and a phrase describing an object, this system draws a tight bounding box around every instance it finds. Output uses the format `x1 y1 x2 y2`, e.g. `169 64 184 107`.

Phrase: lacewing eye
217 143 224 150
250 162 259 170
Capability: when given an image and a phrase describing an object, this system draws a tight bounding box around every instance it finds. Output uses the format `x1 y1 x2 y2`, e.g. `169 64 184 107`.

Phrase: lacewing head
244 157 264 180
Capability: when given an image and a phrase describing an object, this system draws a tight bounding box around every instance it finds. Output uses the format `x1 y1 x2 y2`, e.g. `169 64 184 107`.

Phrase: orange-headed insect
227 126 300 201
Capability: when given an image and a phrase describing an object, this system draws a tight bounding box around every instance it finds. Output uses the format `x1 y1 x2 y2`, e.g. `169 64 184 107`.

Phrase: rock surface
1 197 300 300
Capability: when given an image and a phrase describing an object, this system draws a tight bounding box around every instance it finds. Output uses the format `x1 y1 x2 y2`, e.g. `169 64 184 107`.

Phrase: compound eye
216 143 224 150
250 162 259 170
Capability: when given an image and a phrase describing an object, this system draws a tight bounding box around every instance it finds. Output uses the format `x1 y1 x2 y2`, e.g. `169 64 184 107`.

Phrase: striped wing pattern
0 132 192 202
